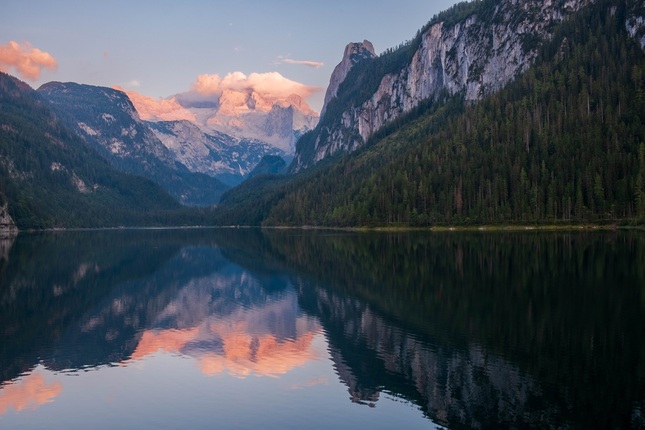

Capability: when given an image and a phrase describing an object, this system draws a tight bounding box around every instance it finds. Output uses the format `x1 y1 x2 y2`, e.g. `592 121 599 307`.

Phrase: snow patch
78 122 98 136
109 139 125 155
72 174 89 193
627 15 645 51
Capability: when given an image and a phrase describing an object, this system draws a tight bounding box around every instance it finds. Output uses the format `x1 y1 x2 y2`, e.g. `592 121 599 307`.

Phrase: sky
0 0 460 112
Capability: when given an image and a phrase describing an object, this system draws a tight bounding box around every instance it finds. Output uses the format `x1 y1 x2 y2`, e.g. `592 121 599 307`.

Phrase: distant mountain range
38 82 229 206
125 86 319 155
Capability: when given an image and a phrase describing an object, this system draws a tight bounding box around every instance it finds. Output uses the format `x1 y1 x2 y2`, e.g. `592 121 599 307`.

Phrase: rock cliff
291 0 595 172
320 40 375 117
627 0 645 50
0 201 17 236
147 120 283 186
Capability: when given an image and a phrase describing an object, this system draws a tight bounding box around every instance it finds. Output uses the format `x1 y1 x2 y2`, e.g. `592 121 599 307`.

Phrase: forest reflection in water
0 228 643 429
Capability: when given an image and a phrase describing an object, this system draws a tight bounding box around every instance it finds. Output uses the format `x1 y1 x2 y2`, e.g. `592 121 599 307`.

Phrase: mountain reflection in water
0 229 643 429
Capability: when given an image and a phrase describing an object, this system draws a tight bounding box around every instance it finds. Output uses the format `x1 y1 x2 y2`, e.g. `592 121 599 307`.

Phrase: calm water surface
0 229 644 429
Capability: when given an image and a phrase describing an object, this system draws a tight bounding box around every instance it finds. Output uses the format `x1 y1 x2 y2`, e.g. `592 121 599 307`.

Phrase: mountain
125 85 319 155
146 120 284 186
320 40 375 118
215 0 645 226
291 0 594 172
38 82 229 206
0 72 205 229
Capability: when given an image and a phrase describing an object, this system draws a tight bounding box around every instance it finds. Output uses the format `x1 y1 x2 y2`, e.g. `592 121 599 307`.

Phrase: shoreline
6 223 644 235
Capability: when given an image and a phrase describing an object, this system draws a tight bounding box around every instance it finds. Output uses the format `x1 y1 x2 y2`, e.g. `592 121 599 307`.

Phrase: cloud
0 370 63 414
115 86 195 122
125 79 141 88
117 71 320 122
276 56 324 68
0 40 57 81
191 71 321 101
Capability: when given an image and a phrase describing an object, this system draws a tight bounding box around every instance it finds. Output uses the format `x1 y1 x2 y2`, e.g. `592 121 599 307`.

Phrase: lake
0 228 644 429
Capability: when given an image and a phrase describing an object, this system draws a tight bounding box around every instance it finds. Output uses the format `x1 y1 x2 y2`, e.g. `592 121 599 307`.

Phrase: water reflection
0 229 644 429
0 369 62 414
246 230 645 428
129 275 319 378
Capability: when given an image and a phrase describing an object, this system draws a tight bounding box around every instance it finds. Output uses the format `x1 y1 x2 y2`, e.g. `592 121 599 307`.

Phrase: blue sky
1 0 460 111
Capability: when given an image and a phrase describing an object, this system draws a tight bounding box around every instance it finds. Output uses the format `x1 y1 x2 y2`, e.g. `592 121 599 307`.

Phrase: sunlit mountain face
122 71 319 155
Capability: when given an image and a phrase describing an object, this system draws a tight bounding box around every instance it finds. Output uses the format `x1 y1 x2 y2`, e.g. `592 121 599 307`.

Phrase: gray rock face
627 1 645 50
292 0 592 172
0 201 17 236
320 40 375 117
147 120 284 186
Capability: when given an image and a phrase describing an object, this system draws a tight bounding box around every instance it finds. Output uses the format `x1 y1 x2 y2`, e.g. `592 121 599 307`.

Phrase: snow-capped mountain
124 80 319 155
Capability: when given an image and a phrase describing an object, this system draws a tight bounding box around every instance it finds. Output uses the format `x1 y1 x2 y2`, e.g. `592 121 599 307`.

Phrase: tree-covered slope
215 0 645 226
0 72 210 229
291 0 595 172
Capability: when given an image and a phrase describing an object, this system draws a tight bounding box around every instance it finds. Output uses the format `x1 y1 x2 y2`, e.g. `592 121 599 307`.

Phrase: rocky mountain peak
321 40 376 117
292 0 598 172
345 39 375 60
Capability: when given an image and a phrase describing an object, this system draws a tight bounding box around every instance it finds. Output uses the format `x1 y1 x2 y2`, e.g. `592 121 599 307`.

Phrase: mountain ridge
124 85 319 155
38 82 229 206
291 0 593 172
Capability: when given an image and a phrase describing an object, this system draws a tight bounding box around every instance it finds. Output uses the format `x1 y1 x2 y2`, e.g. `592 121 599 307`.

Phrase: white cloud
125 79 141 88
275 56 324 68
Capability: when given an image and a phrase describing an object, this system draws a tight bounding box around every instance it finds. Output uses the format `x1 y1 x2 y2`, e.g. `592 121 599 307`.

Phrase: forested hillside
215 0 645 226
0 73 212 229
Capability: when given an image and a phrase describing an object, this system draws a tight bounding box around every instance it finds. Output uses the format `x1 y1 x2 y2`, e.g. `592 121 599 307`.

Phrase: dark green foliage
219 0 645 226
0 72 215 229
246 155 287 179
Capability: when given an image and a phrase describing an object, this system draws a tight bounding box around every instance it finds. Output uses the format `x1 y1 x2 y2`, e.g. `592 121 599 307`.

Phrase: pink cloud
114 86 195 122
0 41 57 81
191 71 321 102
0 371 63 414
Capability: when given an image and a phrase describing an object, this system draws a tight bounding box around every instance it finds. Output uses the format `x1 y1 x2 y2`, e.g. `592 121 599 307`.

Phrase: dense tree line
217 0 645 226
